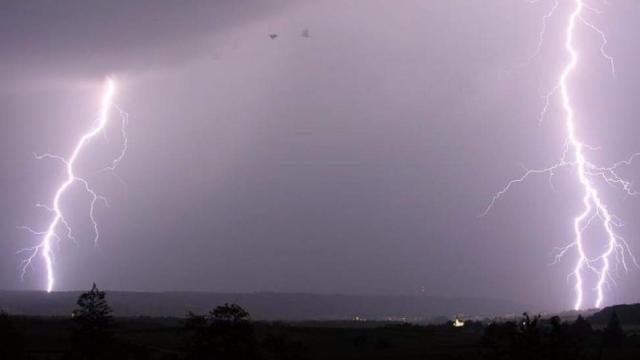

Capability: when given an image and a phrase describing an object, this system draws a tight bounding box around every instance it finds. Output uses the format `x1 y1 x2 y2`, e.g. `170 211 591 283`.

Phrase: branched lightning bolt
18 78 128 292
484 0 639 309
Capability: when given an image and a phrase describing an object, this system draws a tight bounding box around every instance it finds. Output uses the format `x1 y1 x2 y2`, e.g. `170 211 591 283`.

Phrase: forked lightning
484 0 639 309
19 78 128 292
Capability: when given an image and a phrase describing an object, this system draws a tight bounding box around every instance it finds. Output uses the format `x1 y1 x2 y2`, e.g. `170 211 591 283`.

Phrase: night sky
2 0 640 311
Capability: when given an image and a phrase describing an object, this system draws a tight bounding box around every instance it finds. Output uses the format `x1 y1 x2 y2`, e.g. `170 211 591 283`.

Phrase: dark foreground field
6 317 484 359
4 286 640 359
4 313 640 360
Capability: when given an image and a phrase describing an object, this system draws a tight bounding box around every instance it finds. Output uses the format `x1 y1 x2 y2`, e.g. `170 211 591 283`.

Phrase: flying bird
301 29 310 38
269 34 278 40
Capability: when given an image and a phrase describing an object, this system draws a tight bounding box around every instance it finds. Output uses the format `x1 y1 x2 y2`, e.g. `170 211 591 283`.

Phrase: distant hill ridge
589 303 640 326
0 290 526 321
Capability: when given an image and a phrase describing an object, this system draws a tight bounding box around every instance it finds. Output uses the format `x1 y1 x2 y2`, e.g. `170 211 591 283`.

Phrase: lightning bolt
484 1 639 310
18 77 128 292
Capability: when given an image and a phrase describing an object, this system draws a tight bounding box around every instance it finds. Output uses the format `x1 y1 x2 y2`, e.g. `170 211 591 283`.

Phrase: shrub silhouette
185 303 259 360
483 313 603 360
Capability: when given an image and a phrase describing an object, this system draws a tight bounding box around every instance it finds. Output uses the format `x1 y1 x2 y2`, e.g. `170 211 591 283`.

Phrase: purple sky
2 0 640 311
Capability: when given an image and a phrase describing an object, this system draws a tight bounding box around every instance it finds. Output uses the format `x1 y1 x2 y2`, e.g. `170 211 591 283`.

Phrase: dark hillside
589 303 640 326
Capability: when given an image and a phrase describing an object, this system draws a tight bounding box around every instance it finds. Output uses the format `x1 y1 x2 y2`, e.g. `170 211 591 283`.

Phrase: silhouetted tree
548 316 565 346
547 315 596 360
571 315 592 334
567 314 594 349
0 310 25 359
482 313 547 359
513 313 543 359
602 311 624 347
185 303 260 360
518 313 541 347
70 283 114 358
482 314 605 360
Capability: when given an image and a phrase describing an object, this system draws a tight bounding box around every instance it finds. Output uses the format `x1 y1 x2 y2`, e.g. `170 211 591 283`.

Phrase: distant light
453 318 465 328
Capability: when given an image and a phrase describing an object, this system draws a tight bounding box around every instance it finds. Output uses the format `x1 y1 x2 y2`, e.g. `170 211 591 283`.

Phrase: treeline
0 284 636 359
0 284 306 360
483 312 628 359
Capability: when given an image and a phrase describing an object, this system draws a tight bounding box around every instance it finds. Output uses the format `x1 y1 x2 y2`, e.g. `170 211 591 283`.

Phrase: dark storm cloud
0 0 297 85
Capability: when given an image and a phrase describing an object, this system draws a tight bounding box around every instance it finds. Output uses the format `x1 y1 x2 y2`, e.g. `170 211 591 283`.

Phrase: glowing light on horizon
484 0 639 310
18 78 128 292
